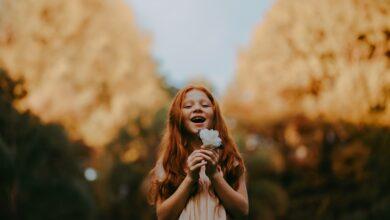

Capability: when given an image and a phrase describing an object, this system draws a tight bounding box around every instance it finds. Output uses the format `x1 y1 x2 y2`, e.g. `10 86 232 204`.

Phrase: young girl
149 85 248 220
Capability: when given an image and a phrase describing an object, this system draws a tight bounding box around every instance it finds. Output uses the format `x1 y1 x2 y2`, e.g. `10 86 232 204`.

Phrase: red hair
148 85 245 204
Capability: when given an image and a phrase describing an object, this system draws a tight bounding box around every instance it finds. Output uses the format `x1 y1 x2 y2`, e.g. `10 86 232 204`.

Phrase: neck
187 134 202 150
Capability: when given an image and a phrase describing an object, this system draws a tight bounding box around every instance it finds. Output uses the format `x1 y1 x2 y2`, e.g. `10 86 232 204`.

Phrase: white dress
155 162 228 220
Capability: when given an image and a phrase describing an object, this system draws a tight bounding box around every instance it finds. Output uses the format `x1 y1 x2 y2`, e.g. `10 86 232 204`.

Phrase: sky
125 0 273 96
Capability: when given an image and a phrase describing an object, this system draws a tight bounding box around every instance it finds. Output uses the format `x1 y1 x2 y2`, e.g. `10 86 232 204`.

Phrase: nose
193 103 203 113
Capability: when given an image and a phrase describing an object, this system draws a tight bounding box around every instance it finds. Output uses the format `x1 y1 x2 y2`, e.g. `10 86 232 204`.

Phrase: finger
199 154 217 166
209 149 218 159
213 150 220 162
189 156 205 167
199 149 214 157
191 151 211 159
190 160 207 171
189 150 199 157
199 149 218 162
191 150 218 165
188 150 203 161
210 151 219 165
192 149 201 154
187 156 194 164
196 152 213 163
214 152 220 162
190 150 204 159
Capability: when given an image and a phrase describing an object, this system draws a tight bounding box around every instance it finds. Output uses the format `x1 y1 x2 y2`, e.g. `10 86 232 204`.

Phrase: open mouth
190 116 206 124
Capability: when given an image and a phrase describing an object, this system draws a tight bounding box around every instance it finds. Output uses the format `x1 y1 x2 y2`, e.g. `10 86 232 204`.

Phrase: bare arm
156 175 196 220
210 171 249 218
198 149 249 218
156 150 207 220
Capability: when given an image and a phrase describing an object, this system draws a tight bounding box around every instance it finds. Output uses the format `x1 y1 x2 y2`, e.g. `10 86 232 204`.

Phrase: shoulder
154 159 166 182
233 158 240 167
232 157 247 173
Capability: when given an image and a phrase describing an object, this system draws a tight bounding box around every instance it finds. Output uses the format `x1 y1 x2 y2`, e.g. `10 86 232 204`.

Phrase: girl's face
181 89 214 135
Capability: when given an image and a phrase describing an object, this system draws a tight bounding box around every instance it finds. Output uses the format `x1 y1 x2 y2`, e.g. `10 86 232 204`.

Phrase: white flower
199 129 222 149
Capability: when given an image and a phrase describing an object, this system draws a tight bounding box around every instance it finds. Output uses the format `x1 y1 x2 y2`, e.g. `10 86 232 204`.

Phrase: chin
186 126 202 135
193 125 209 134
190 127 201 134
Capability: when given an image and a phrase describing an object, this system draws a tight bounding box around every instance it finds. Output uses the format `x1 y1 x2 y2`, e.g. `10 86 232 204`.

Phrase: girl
149 85 248 220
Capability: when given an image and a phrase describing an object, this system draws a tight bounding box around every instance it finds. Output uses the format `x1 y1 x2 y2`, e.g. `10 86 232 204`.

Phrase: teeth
191 116 206 123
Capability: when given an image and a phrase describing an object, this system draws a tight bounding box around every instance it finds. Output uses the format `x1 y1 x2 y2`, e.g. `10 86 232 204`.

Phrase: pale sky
125 0 273 96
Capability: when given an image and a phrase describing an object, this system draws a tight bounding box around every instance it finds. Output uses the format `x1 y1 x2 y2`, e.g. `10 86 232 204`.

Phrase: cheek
181 111 192 126
181 109 190 119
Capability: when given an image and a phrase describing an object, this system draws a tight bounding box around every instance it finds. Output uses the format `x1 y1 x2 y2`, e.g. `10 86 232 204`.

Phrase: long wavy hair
148 85 245 204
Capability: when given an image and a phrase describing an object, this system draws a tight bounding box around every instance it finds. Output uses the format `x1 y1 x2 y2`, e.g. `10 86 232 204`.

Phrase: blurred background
0 0 389 219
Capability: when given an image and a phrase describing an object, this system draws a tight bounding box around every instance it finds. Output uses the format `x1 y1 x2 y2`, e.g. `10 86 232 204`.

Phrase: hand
198 147 220 177
186 150 207 181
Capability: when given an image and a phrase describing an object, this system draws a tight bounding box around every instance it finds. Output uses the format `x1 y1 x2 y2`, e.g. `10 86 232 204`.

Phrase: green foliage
0 69 95 220
91 94 171 219
240 118 390 220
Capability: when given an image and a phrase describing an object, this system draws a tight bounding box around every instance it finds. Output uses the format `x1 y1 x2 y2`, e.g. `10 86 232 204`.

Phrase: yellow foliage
224 0 390 126
0 0 168 147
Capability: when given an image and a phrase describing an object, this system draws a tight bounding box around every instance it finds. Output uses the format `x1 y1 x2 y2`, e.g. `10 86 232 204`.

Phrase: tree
0 69 95 219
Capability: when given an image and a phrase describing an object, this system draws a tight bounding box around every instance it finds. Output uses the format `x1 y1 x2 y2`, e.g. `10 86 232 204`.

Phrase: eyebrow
182 100 194 105
183 99 211 105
